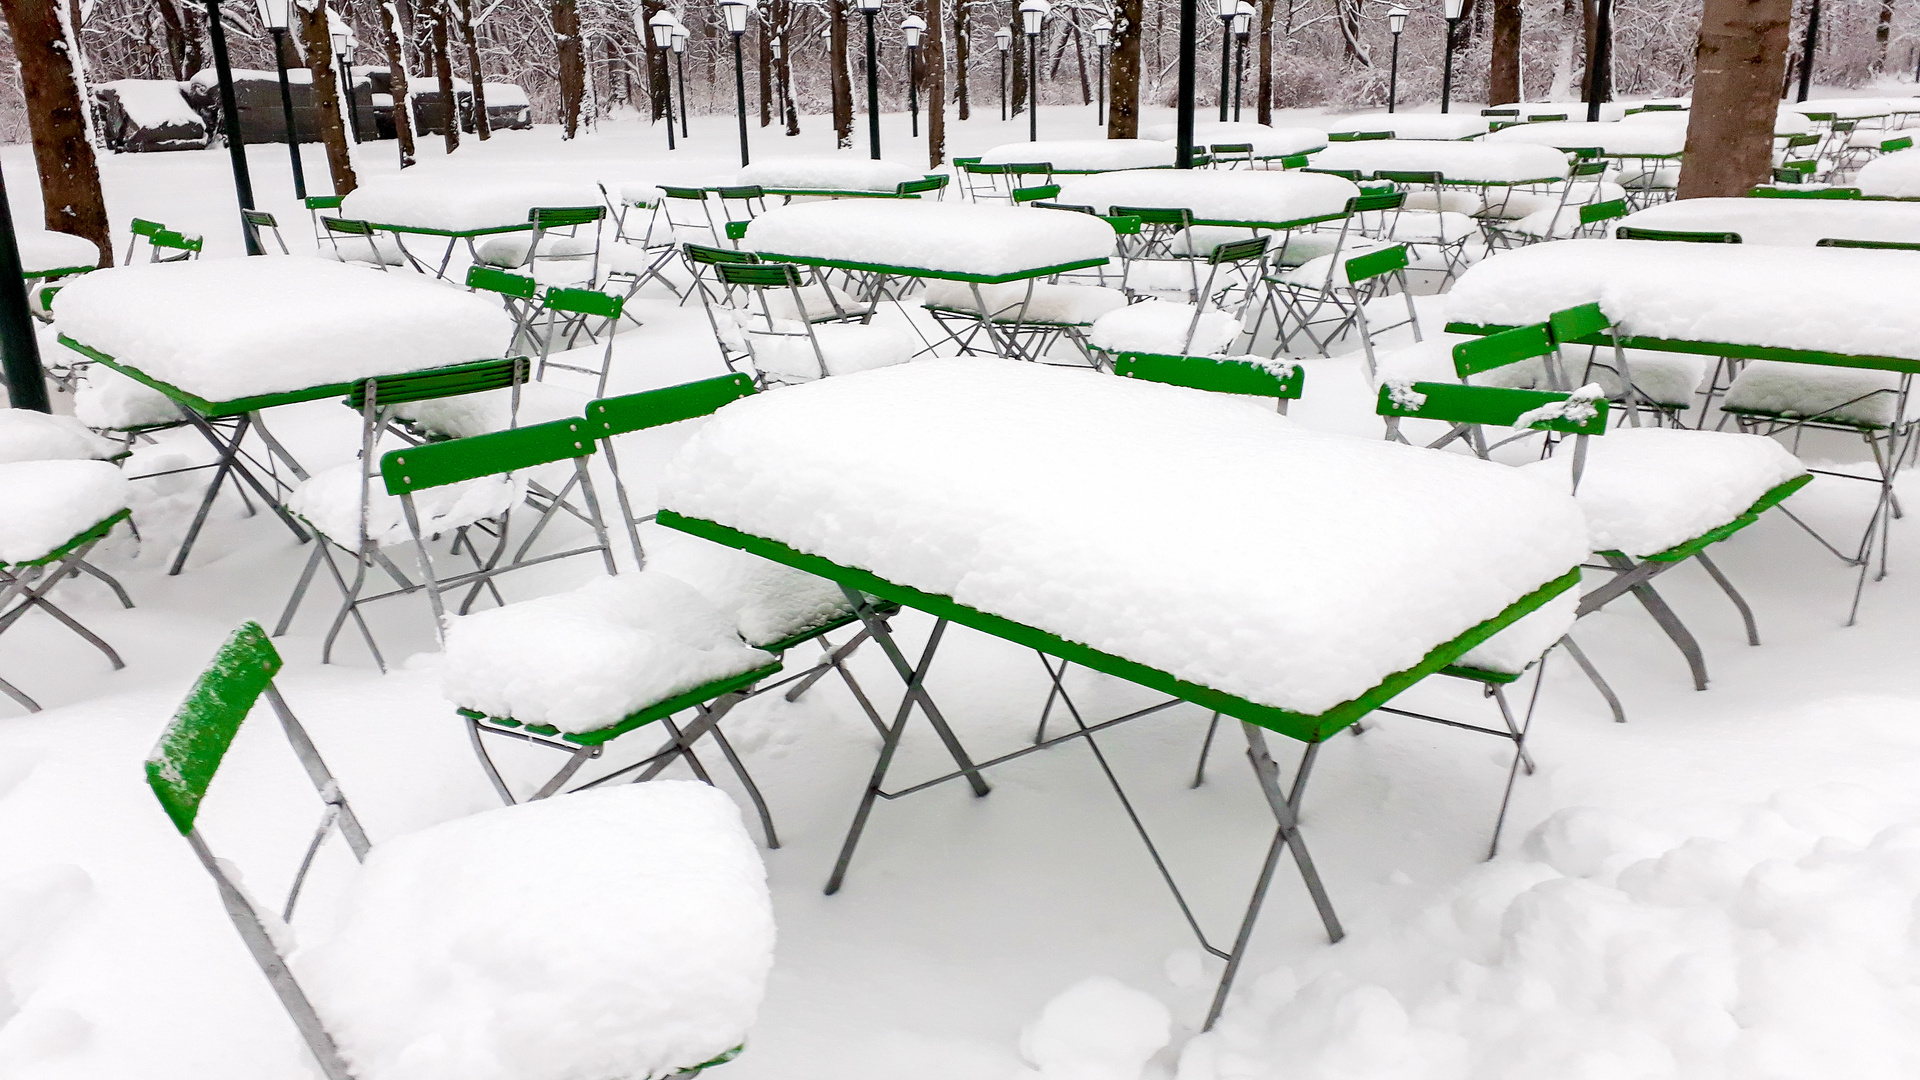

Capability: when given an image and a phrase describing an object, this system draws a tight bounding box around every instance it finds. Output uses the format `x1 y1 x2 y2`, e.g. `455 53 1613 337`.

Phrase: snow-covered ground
4 101 1920 1080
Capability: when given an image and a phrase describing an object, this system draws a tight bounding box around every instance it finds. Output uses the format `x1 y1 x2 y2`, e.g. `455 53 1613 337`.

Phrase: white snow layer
392 381 591 440
440 572 775 732
748 323 916 380
737 156 927 191
1309 141 1571 184
1453 589 1579 675
656 360 1590 717
341 174 605 232
14 230 99 275
1788 96 1909 119
1487 120 1685 156
1616 197 1920 247
1324 114 1492 141
96 78 201 129
744 200 1116 279
1518 428 1807 557
979 139 1176 171
1444 239 1920 362
0 459 129 564
1058 169 1360 225
921 280 1130 324
72 364 185 429
1089 301 1242 355
1723 360 1905 428
52 258 514 402
0 410 117 464
298 782 774 1080
638 521 856 649
288 463 523 549
1018 977 1172 1080
1855 146 1920 198
1139 122 1329 156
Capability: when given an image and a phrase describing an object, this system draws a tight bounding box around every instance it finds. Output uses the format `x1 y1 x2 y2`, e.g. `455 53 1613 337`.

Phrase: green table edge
747 251 1110 285
1443 321 1920 375
357 221 534 238
656 509 1582 744
57 335 354 417
0 507 131 570
460 660 785 747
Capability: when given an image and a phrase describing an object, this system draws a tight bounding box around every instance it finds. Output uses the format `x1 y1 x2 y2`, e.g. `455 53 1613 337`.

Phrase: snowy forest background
0 0 1911 144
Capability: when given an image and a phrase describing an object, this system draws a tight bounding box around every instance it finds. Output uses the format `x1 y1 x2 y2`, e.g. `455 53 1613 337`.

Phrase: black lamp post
996 27 1011 121
902 14 925 138
721 0 752 165
1586 0 1611 120
855 0 882 158
0 162 48 413
1440 0 1463 114
257 0 306 198
1231 1 1251 122
333 31 363 144
203 0 262 254
1215 0 1233 121
649 11 677 149
1386 6 1406 113
1021 0 1047 141
1175 0 1196 167
1796 0 1822 103
671 24 690 138
1092 18 1110 127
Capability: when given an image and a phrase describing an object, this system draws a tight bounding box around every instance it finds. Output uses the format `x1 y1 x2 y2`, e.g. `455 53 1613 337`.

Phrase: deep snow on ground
3 100 1920 1080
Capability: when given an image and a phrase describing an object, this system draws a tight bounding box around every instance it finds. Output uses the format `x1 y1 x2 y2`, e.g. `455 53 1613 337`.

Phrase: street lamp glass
854 0 881 12
1387 5 1407 33
994 26 1011 50
331 30 350 54
719 0 750 34
901 13 924 45
1019 0 1047 36
649 10 677 48
1443 0 1464 19
257 0 291 30
1216 0 1233 17
1091 17 1110 46
1232 1 1252 35
671 27 688 52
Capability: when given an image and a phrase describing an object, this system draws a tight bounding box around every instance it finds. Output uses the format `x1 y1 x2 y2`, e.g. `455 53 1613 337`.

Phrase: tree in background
952 0 969 120
1008 0 1025 115
1679 0 1792 198
458 0 492 139
828 0 851 148
295 0 357 193
1255 0 1272 124
375 0 418 167
551 0 583 136
1107 0 1139 137
430 0 461 150
1489 0 1521 104
925 0 945 166
0 0 110 264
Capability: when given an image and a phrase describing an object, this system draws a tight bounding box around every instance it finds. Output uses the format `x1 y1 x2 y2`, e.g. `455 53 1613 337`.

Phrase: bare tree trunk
457 0 491 138
376 0 418 166
1580 0 1597 97
0 0 110 263
758 14 772 125
1256 0 1272 123
1009 0 1026 114
1072 22 1090 103
954 0 969 119
771 0 798 134
296 0 360 191
1335 0 1370 64
154 0 203 80
926 0 945 165
830 0 853 147
1108 0 1140 136
1875 0 1894 71
552 0 584 137
1490 0 1521 103
1680 0 1792 198
429 0 461 151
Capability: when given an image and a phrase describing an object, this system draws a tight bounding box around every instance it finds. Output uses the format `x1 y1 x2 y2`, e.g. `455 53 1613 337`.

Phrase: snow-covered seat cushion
0 459 129 564
298 782 774 1080
1564 347 1707 410
1271 232 1345 268
1089 301 1241 356
1518 428 1808 557
1481 182 1626 223
760 282 856 323
440 571 775 732
1402 189 1485 215
0 409 119 463
1368 335 1540 389
749 323 915 381
604 243 675 276
921 280 1129 326
1169 225 1264 257
1721 360 1904 429
474 232 599 268
1454 589 1578 675
639 523 855 649
72 365 186 430
1390 209 1480 243
288 462 524 548
1616 164 1681 189
316 233 408 267
1274 239 1394 286
391 381 591 441
1121 259 1203 296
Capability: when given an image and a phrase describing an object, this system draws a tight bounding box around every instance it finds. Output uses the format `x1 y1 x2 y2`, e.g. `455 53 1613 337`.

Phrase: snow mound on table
14 230 99 275
744 201 1116 280
1722 359 1903 428
288 463 523 549
1454 589 1578 675
921 280 1129 324
1018 976 1171 1080
1183 799 1920 1080
72 364 184 430
1854 146 1920 198
1310 140 1570 183
0 460 128 564
392 380 590 440
1090 301 1241 355
1058 169 1359 225
738 156 926 191
0 410 117 464
299 782 774 1080
639 521 854 649
1487 119 1685 156
1519 428 1806 557
52 258 513 404
1617 197 1920 247
980 139 1175 171
440 572 774 731
658 360 1590 717
341 174 605 233
1139 121 1328 157
1324 113 1491 141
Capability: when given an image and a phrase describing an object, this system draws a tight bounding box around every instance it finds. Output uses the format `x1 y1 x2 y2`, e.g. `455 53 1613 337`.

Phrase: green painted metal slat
586 374 757 437
145 623 282 835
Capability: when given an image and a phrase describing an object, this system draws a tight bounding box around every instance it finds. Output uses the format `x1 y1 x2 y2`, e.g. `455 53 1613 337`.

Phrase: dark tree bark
296 0 360 192
551 0 584 137
154 0 203 80
1108 0 1140 136
1071 21 1090 103
770 0 798 134
429 0 461 151
640 0 670 122
1256 0 1273 123
376 0 418 166
830 0 853 148
758 14 772 125
1875 0 1894 71
457 0 491 138
0 0 110 264
926 0 945 165
1490 0 1522 104
1009 0 1026 114
954 0 969 119
1679 0 1793 198
1580 0 1597 97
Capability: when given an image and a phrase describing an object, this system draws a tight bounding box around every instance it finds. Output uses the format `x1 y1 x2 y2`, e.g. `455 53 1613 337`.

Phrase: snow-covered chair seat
288 461 522 549
0 409 120 463
473 231 598 268
1721 360 1905 430
1369 333 1538 388
316 229 408 267
1388 209 1480 242
391 380 591 440
1089 299 1241 356
921 279 1129 327
1269 238 1393 285
1564 346 1707 412
72 364 186 432
639 522 860 650
0 459 132 711
1401 189 1486 215
748 322 916 382
145 623 774 1080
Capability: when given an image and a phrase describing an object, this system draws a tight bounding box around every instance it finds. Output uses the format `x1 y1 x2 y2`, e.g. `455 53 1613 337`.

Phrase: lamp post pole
1020 0 1047 141
334 35 363 143
1216 0 1232 121
856 0 881 158
1586 0 1611 120
1386 7 1406 113
996 28 1011 121
203 0 262 254
267 31 306 197
0 162 48 413
903 15 925 137
1231 2 1250 122
1440 0 1462 114
672 25 690 138
1796 0 1821 103
721 0 752 165
1092 19 1110 127
1175 0 1196 167
649 12 677 149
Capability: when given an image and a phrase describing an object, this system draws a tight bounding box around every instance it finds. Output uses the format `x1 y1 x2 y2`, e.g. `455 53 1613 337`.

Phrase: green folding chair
241 209 291 254
1113 351 1304 412
895 175 950 198
1614 226 1742 243
465 264 539 351
123 216 165 263
304 194 345 241
1209 142 1255 169
711 261 909 383
320 217 390 270
0 466 132 712
523 204 607 285
531 286 626 395
1011 182 1063 205
1249 192 1408 357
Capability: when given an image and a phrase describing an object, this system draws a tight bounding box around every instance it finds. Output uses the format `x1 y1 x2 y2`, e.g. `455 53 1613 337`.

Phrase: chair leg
467 717 519 805
274 542 328 637
1558 635 1626 723
317 546 385 673
703 716 780 849
1603 553 1708 690
1191 710 1224 788
1693 550 1760 646
0 673 39 712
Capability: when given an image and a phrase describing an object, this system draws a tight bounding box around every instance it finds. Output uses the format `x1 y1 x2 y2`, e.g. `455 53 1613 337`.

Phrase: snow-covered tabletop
1615 197 1920 246
1309 140 1569 183
1618 106 1814 138
54 257 514 407
1057 169 1360 226
657 360 1588 726
1324 114 1490 141
16 230 100 276
1487 120 1685 157
737 156 927 192
1139 122 1328 157
1446 239 1920 366
1857 147 1920 198
980 139 1176 171
744 201 1114 282
1788 97 1914 120
341 172 604 233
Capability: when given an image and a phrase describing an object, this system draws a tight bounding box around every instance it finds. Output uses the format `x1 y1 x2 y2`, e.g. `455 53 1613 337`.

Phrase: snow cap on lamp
901 13 925 45
1019 0 1048 35
1388 5 1408 33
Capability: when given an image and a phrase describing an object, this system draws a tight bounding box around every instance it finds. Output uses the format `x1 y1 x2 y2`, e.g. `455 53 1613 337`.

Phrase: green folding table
340 178 606 279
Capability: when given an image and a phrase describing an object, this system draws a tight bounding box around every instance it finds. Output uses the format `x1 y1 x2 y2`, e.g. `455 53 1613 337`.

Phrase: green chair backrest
1883 136 1914 152
1006 162 1054 176
959 159 1003 174
1571 159 1610 178
952 156 982 167
130 217 164 238
587 374 757 438
1375 381 1610 436
1615 226 1741 243
1453 322 1555 378
1344 243 1408 284
1209 235 1270 265
242 209 278 228
1481 107 1519 117
1012 183 1062 204
1114 352 1304 399
1782 133 1821 150
1816 238 1920 251
348 356 530 409
1111 204 1192 226
1580 198 1628 224
305 194 345 211
1565 147 1602 160
151 229 203 252
1377 169 1441 185
145 622 282 835
544 286 622 319
1279 153 1310 170
1306 167 1364 181
1832 119 1856 133
1103 214 1143 234
715 261 805 288
1346 191 1406 213
531 205 604 228
381 416 596 496
1210 142 1254 154
659 185 709 201
686 242 760 266
466 264 538 298
1032 200 1098 215
1529 113 1568 122
1640 103 1685 112
1329 130 1390 142
715 184 765 200
323 216 377 237
724 220 751 241
897 176 948 195
1752 184 1859 199
1547 302 1610 345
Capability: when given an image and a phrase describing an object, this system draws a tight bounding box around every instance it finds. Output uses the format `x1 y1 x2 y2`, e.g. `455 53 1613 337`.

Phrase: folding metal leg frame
822 588 1344 1032
172 409 313 575
1572 550 1765 690
0 525 130 711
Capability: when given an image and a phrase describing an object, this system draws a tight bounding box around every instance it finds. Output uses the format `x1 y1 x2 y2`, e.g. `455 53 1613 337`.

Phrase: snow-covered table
16 230 100 278
978 139 1175 172
1324 113 1491 141
1486 119 1686 157
1308 140 1569 184
1857 146 1920 198
53 257 513 571
1789 97 1917 123
1057 169 1360 228
736 156 930 197
1615 197 1920 247
341 173 605 277
654 358 1587 1024
1139 122 1329 160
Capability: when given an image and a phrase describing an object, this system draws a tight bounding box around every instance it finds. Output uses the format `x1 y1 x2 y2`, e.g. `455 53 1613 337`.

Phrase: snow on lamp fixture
1443 0 1464 18
1232 2 1252 37
1386 5 1408 113
1092 17 1111 127
649 11 675 48
901 13 924 47
1019 0 1047 36
854 0 880 12
1091 17 1110 47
